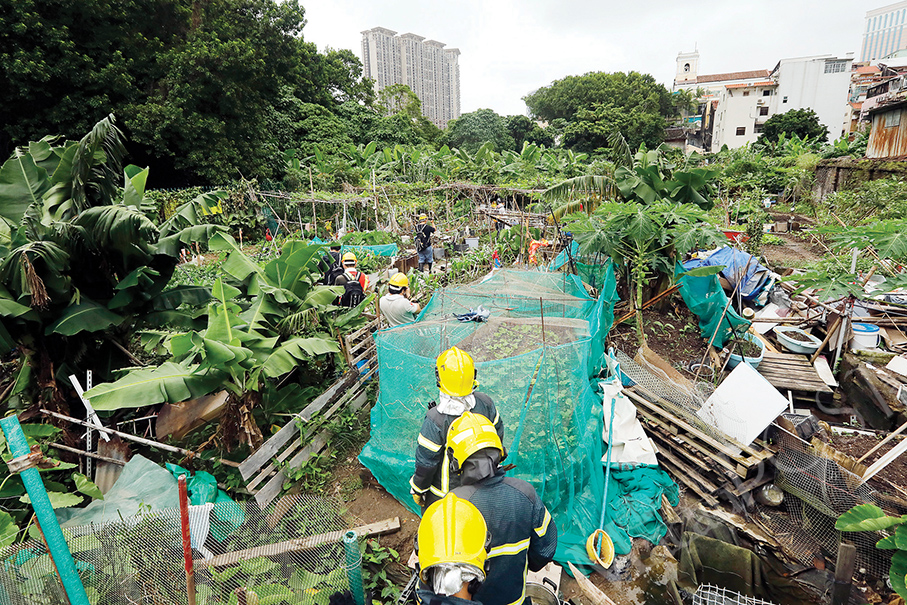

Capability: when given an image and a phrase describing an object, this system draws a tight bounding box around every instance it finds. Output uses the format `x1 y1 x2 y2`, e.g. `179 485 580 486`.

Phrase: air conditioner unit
756 99 766 106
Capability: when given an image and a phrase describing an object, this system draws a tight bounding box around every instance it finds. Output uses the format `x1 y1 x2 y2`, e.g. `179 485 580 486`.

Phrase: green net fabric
359 267 619 568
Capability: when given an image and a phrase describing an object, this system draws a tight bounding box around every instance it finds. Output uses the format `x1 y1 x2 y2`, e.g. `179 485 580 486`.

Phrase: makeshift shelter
359 268 619 566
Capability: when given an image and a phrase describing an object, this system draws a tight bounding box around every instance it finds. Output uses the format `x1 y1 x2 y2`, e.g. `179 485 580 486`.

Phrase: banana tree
84 235 372 450
0 115 226 412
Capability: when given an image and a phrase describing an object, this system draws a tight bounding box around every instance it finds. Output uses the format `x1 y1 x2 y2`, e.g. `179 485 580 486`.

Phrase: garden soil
608 294 709 368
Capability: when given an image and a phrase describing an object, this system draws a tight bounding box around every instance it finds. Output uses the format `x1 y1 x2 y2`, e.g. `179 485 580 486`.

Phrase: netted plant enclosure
0 494 358 605
360 267 619 566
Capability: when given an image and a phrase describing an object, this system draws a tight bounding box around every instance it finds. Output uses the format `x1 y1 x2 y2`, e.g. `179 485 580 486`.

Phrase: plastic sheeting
311 236 399 257
675 262 751 349
602 465 679 556
682 247 773 302
359 267 619 569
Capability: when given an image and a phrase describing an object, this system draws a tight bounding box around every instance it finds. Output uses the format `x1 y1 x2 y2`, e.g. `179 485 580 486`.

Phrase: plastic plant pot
726 331 765 370
774 326 822 355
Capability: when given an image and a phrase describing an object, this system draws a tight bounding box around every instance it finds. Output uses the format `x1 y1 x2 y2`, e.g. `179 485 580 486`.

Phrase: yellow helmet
419 214 428 221
389 272 409 289
436 347 476 397
447 412 503 470
341 251 357 266
417 494 488 583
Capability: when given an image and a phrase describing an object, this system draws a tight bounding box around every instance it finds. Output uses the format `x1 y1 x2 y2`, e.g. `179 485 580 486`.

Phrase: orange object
528 239 550 264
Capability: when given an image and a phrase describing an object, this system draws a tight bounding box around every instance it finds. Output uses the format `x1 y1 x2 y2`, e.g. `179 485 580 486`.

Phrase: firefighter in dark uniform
410 347 504 511
449 412 558 605
415 493 490 605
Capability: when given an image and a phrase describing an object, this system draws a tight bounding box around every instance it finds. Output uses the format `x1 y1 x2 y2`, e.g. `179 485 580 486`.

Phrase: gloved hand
412 492 425 507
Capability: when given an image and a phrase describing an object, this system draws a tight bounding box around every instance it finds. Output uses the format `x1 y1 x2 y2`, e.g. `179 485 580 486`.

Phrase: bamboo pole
810 316 842 364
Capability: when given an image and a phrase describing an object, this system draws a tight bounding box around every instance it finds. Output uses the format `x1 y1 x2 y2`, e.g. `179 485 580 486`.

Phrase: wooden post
830 542 856 605
810 316 842 364
178 475 197 605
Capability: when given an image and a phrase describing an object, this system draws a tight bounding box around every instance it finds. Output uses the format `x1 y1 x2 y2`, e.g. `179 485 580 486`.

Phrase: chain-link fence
0 493 359 605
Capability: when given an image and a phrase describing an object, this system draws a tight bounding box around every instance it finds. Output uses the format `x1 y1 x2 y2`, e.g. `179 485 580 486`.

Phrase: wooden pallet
239 318 380 508
624 385 777 508
757 351 834 394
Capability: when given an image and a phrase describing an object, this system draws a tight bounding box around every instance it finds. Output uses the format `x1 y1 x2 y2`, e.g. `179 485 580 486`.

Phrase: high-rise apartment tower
863 1 907 62
361 27 460 127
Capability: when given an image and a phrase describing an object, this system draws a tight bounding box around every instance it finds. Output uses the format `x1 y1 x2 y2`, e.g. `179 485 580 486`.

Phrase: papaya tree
564 202 725 345
0 115 225 414
83 234 372 451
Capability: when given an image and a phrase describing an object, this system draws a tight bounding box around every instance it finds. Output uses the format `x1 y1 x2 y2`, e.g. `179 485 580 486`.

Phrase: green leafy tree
524 71 676 123
757 108 829 145
505 115 554 150
446 109 513 154
562 103 667 153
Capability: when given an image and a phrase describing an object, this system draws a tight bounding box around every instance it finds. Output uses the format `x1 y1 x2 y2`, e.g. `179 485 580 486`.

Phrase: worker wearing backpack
415 215 436 273
333 252 369 307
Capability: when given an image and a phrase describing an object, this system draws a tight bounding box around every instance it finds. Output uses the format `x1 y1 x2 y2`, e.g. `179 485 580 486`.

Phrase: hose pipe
343 530 365 605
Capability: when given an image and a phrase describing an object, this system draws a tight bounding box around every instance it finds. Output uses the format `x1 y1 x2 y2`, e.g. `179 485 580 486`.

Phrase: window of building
885 110 901 128
783 96 788 103
825 60 848 74
754 123 764 134
763 89 772 97
743 90 750 97
759 106 769 116
736 126 746 136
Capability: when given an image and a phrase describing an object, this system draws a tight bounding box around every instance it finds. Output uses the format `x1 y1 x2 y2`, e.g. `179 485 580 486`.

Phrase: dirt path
762 232 824 267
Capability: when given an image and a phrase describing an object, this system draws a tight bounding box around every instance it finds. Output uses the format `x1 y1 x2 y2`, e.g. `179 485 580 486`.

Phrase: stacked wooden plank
239 318 380 508
624 385 777 508
757 350 834 395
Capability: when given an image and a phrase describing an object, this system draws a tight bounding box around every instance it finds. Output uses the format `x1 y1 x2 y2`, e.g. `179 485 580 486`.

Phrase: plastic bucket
850 322 880 350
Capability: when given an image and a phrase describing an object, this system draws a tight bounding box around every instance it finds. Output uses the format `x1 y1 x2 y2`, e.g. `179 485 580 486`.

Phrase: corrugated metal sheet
867 108 907 158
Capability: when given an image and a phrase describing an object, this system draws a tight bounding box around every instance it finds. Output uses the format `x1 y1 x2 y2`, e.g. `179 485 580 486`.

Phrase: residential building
769 55 854 143
361 27 461 128
712 81 778 149
677 52 854 150
862 2 907 63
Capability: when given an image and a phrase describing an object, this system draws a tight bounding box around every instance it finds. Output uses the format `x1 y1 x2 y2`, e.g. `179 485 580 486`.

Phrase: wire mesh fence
0 494 358 605
693 584 780 605
754 427 896 580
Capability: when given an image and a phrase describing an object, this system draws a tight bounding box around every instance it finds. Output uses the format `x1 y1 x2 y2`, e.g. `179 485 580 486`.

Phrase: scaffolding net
0 494 358 605
359 267 619 567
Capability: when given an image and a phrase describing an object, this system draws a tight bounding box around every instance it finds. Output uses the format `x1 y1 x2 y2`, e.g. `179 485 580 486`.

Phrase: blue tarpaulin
682 247 773 302
311 236 399 257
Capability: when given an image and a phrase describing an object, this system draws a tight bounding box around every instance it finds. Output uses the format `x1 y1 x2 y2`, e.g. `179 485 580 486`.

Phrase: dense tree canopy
523 71 682 154
523 71 677 123
447 109 514 154
0 0 376 185
757 108 829 145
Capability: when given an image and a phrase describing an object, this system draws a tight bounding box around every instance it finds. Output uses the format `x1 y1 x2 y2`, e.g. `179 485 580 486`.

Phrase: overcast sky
302 1 871 116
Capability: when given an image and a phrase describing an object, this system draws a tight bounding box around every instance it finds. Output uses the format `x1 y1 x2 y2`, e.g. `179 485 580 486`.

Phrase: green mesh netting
674 262 751 348
359 267 619 568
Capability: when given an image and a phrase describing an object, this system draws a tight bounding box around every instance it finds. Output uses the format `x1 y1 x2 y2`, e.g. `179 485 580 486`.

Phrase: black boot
427 263 433 273
418 263 425 272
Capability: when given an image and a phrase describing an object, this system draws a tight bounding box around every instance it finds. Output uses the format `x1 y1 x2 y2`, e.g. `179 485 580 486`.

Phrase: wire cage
0 493 359 605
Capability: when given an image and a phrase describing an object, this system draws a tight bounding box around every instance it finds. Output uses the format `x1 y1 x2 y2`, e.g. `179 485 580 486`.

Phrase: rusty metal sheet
868 109 907 158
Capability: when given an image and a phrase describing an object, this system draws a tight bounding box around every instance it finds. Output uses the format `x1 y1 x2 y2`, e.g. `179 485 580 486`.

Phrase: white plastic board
696 363 789 450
